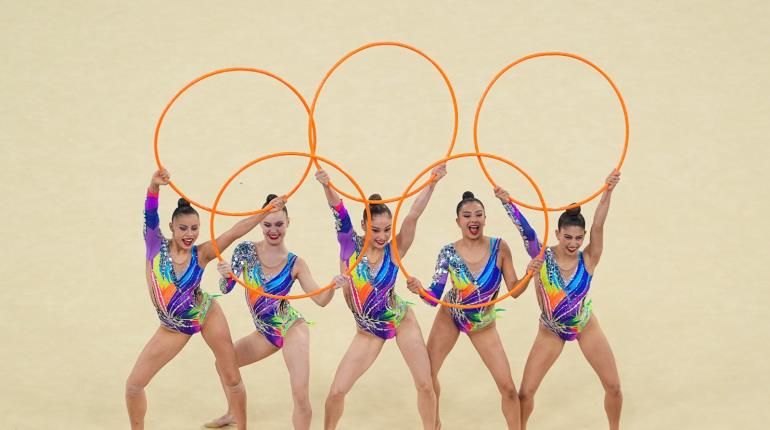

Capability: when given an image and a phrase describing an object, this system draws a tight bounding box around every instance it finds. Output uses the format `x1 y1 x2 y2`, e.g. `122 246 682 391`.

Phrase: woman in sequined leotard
499 171 623 430
126 169 282 430
204 194 346 430
315 165 446 430
408 191 541 430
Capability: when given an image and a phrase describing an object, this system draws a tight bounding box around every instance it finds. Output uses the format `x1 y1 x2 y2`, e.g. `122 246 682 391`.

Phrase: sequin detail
220 241 305 348
331 201 407 340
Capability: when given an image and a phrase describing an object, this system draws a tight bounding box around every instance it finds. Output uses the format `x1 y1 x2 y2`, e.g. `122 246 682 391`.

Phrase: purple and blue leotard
504 201 593 341
220 242 304 348
144 190 211 335
330 200 408 340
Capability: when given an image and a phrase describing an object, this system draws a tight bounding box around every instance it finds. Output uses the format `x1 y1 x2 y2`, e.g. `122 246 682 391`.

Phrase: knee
125 379 145 397
293 394 312 415
518 387 535 404
326 385 347 403
605 382 622 399
499 382 519 402
415 379 435 397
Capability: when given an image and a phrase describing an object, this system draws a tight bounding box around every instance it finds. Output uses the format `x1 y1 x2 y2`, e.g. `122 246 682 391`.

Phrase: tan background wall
1 1 768 428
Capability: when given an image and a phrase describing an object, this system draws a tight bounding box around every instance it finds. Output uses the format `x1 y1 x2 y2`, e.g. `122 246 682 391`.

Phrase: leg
281 323 312 430
324 331 385 430
395 308 437 430
425 307 460 430
467 324 520 430
125 326 191 430
205 330 279 428
577 316 622 430
518 324 565 430
200 301 247 430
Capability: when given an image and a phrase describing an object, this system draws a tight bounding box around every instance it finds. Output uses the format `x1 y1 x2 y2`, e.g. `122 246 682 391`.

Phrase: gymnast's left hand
494 186 510 204
406 277 423 294
527 258 543 274
605 170 621 191
332 274 349 290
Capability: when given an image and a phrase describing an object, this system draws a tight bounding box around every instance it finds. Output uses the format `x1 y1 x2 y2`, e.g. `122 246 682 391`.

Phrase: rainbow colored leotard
504 201 593 341
424 238 503 333
331 201 407 340
144 190 212 335
220 242 304 348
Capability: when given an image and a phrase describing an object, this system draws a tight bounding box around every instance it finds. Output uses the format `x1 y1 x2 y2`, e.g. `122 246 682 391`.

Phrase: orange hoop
308 41 459 204
473 52 629 211
209 152 371 300
391 152 550 309
154 68 316 216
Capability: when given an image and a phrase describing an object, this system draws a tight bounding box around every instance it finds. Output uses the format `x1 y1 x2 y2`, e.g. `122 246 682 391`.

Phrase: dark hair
455 191 485 215
363 193 391 224
558 204 585 230
262 194 288 215
172 198 198 220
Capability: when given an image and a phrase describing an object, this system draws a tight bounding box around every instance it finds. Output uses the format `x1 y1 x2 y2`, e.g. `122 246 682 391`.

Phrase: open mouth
468 225 480 235
374 239 387 246
182 238 194 246
267 233 281 240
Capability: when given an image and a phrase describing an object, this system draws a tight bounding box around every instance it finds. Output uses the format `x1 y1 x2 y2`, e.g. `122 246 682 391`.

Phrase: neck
169 242 192 255
554 246 578 261
260 240 288 254
460 235 486 247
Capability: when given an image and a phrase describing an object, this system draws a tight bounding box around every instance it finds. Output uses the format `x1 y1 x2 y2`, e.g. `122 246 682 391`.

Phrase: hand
332 274 349 290
151 169 170 186
217 260 233 278
406 277 423 294
315 169 330 186
266 196 286 213
430 163 447 183
606 170 621 191
527 258 543 274
494 186 510 204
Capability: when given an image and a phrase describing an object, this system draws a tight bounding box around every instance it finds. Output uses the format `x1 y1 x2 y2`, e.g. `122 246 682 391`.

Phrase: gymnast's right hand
217 260 232 278
406 277 423 294
494 186 510 204
151 168 170 186
315 169 330 186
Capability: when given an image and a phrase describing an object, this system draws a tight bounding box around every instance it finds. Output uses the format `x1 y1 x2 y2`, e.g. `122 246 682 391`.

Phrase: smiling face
261 211 289 245
556 225 585 256
361 214 392 249
456 201 486 239
168 213 200 250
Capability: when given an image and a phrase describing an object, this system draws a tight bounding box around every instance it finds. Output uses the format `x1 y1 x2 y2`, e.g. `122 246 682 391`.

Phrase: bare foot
203 413 235 428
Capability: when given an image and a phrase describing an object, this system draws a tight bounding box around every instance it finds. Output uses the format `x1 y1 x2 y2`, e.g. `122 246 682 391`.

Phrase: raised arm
144 169 169 259
316 169 358 262
217 241 253 294
495 186 541 258
293 257 338 306
198 196 286 264
584 170 620 271
395 164 446 257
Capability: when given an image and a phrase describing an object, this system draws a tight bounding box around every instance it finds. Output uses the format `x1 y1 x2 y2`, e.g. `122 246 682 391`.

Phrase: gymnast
315 164 446 430
407 190 542 430
126 168 279 430
499 171 622 430
205 194 347 429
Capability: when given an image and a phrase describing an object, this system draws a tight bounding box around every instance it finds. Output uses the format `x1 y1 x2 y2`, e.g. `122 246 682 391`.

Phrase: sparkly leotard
144 190 212 335
330 200 408 340
424 238 504 333
504 201 593 341
220 242 304 348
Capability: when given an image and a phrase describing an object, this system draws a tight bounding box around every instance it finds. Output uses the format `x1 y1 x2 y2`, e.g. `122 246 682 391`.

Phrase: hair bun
264 193 278 205
177 198 191 208
462 191 475 200
564 204 581 216
368 193 383 202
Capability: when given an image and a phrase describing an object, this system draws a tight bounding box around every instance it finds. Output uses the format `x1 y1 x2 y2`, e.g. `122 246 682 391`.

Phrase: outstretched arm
495 186 541 258
584 170 620 271
198 196 286 264
144 169 169 259
294 257 339 306
315 169 342 207
499 240 542 297
395 164 447 257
